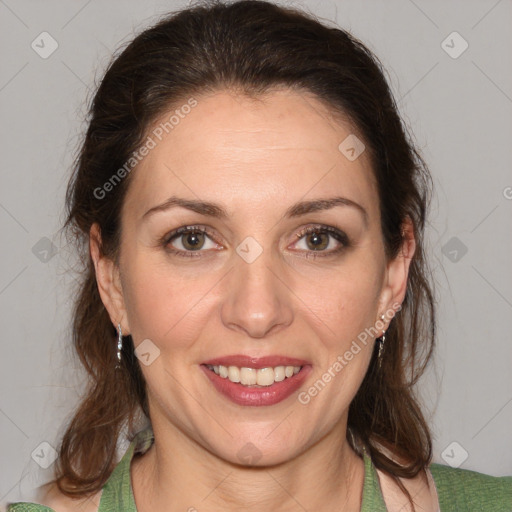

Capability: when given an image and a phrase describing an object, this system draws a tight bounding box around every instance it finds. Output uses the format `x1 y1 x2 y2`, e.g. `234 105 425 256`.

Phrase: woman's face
92 88 410 465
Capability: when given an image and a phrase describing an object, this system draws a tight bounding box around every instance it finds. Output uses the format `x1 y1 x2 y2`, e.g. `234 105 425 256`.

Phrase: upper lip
202 354 311 369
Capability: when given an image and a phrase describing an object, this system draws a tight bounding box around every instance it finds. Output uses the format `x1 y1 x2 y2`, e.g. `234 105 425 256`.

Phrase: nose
220 243 293 339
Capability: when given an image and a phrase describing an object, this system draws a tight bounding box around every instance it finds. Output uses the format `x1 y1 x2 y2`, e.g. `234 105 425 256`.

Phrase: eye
162 225 221 258
291 225 349 258
161 224 349 259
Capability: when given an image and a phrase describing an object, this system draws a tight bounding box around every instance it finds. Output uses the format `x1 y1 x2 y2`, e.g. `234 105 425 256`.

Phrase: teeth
227 366 240 382
256 367 273 386
206 364 303 387
274 366 285 382
240 367 257 385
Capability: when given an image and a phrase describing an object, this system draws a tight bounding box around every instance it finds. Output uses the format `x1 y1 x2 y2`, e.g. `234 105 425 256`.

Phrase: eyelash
160 224 349 259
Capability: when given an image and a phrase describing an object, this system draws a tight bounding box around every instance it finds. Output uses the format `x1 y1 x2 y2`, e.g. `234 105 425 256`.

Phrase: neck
131 417 365 512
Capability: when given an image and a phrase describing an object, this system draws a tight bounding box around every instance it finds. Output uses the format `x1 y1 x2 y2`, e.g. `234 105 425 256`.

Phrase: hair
53 0 436 509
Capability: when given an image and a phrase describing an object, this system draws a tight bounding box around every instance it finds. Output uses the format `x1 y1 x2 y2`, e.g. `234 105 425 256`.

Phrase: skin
81 88 424 511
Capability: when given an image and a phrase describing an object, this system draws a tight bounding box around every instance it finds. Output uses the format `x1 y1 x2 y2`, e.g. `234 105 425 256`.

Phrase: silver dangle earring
378 314 385 369
116 323 123 370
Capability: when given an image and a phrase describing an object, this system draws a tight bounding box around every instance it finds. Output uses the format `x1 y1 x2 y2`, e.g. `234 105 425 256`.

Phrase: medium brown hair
54 0 436 508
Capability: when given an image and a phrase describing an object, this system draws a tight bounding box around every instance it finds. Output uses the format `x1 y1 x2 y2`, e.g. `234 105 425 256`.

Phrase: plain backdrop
1 0 511 505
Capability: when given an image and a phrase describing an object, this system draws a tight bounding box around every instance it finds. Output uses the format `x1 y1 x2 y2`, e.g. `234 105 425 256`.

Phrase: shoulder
6 504 55 512
375 465 438 512
369 444 439 511
429 462 512 510
6 482 103 512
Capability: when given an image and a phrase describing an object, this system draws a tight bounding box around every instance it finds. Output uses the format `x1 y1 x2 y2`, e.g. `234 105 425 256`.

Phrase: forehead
123 88 378 221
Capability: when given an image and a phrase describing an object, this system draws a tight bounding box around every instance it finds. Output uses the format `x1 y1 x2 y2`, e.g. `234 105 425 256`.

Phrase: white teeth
256 367 274 386
240 367 257 385
227 366 240 382
273 366 285 382
207 364 303 387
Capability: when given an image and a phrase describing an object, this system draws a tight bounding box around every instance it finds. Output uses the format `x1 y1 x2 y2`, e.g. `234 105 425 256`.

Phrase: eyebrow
142 195 368 225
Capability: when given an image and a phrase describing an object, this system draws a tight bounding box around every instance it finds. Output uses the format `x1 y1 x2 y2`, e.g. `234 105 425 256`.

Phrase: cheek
340 278 381 335
121 254 219 350
299 263 383 395
297 259 384 346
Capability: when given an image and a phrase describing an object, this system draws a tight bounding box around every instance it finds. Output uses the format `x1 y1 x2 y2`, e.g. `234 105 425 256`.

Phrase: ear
89 223 130 335
377 217 416 325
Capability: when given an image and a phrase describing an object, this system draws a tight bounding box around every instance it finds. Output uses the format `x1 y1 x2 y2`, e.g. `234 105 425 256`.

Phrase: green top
7 426 512 511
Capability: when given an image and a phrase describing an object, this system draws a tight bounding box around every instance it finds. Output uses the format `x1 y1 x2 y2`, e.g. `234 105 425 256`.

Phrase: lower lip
200 364 312 406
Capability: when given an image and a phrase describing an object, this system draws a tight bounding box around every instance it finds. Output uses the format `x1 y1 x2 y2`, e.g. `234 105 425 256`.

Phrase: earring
116 323 123 370
378 314 385 369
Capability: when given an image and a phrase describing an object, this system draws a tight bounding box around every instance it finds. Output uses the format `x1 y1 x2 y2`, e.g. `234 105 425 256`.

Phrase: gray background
1 0 511 505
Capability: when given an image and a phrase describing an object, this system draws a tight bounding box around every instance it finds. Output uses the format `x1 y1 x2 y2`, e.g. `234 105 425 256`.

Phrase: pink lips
202 354 311 369
200 356 312 406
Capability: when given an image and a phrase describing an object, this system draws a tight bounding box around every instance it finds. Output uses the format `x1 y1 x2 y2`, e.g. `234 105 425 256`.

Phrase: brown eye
163 226 220 257
292 225 349 258
179 230 206 251
304 230 329 251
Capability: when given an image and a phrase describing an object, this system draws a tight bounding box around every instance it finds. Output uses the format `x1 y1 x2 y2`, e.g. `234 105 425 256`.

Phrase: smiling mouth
203 363 304 387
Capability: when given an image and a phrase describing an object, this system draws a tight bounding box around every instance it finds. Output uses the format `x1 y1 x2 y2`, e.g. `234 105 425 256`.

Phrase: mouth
203 363 304 387
200 359 312 406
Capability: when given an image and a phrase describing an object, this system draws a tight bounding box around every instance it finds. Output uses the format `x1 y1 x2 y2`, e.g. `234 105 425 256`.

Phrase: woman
7 1 511 511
